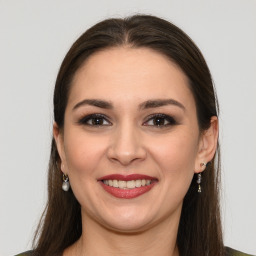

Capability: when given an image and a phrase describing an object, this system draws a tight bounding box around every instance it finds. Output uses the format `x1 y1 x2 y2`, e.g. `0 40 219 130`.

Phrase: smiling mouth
98 174 158 199
102 179 152 189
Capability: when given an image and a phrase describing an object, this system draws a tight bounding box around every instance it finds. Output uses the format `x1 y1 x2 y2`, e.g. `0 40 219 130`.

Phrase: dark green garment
225 247 255 256
15 248 255 256
15 251 33 256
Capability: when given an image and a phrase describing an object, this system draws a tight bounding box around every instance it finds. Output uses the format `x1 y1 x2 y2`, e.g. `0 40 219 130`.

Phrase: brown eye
78 114 111 126
153 117 166 126
91 117 105 125
144 114 177 127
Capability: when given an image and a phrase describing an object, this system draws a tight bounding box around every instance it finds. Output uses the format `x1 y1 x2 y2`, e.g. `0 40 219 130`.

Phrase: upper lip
98 174 157 181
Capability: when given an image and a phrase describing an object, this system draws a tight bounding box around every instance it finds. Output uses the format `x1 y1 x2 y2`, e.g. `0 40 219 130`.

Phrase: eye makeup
77 113 112 126
76 112 178 129
143 113 178 127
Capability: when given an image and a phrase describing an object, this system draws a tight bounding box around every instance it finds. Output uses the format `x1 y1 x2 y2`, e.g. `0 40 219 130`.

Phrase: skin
54 47 218 256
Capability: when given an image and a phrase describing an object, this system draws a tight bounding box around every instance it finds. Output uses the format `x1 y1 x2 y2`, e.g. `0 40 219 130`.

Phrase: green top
15 247 255 256
225 247 255 256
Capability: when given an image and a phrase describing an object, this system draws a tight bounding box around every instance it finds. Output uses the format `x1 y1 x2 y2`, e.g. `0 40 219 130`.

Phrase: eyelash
78 114 111 126
143 114 177 127
77 113 177 127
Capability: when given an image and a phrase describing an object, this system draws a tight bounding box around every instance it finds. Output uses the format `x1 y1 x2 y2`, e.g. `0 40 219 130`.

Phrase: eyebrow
139 99 185 111
73 99 113 111
72 98 185 111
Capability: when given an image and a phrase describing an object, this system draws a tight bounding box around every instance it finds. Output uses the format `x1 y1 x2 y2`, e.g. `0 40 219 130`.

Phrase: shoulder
15 251 34 256
225 247 255 256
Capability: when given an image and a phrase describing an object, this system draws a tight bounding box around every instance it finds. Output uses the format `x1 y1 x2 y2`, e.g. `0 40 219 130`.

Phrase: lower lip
99 182 156 199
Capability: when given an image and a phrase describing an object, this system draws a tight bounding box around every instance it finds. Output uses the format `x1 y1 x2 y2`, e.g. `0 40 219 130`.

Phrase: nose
106 122 147 166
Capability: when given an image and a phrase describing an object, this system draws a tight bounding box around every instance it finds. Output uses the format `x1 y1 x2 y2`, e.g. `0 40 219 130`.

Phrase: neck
64 208 181 256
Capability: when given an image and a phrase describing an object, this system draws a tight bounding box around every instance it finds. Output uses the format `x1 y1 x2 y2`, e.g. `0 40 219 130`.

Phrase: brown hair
33 14 224 256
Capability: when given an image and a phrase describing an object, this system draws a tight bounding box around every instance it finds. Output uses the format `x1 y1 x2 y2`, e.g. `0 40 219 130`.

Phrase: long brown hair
33 14 224 256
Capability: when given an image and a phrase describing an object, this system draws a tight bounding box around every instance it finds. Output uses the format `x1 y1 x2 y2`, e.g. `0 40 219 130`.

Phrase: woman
17 15 253 256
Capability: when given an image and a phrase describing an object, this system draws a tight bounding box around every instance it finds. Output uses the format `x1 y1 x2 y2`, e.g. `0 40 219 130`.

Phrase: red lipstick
98 174 158 199
98 174 156 181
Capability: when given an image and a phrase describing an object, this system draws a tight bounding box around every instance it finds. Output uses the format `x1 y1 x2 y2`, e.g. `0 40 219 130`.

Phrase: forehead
68 47 195 109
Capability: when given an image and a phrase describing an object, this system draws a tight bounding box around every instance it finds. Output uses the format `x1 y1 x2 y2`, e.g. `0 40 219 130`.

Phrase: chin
98 206 155 233
103 218 153 233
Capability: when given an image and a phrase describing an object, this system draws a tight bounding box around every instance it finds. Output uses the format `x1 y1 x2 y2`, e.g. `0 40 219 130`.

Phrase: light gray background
0 1 255 255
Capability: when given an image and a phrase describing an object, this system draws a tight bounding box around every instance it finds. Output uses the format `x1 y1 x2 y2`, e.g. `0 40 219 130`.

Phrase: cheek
149 131 199 187
149 132 199 213
63 130 110 211
63 130 108 177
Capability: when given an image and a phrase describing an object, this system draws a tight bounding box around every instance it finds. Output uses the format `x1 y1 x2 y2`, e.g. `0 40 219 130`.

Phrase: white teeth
113 180 118 188
135 180 142 187
118 180 126 189
127 180 135 189
103 179 152 189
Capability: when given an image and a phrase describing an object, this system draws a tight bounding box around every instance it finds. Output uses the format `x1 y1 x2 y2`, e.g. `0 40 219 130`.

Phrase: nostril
106 129 147 165
107 146 147 166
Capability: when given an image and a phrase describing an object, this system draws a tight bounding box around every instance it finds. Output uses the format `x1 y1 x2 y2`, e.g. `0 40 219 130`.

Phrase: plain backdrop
0 1 255 255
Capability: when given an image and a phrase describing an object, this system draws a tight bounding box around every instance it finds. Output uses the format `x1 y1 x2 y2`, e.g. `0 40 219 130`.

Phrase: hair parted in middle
33 14 223 256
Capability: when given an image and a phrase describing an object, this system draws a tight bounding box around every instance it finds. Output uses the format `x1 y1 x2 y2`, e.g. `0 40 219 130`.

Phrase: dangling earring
197 162 206 193
62 173 70 191
197 173 202 193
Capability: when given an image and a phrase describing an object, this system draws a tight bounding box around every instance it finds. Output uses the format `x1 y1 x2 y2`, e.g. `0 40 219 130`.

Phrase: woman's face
55 47 209 232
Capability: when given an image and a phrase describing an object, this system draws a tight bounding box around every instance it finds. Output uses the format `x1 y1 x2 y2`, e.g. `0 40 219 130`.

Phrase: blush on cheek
155 142 196 188
64 132 107 172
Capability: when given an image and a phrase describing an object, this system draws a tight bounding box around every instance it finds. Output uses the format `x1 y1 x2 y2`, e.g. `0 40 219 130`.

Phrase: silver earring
197 173 202 193
62 173 70 191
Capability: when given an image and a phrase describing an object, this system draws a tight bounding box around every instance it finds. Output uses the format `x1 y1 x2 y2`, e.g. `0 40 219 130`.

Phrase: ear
194 116 218 173
53 122 68 175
